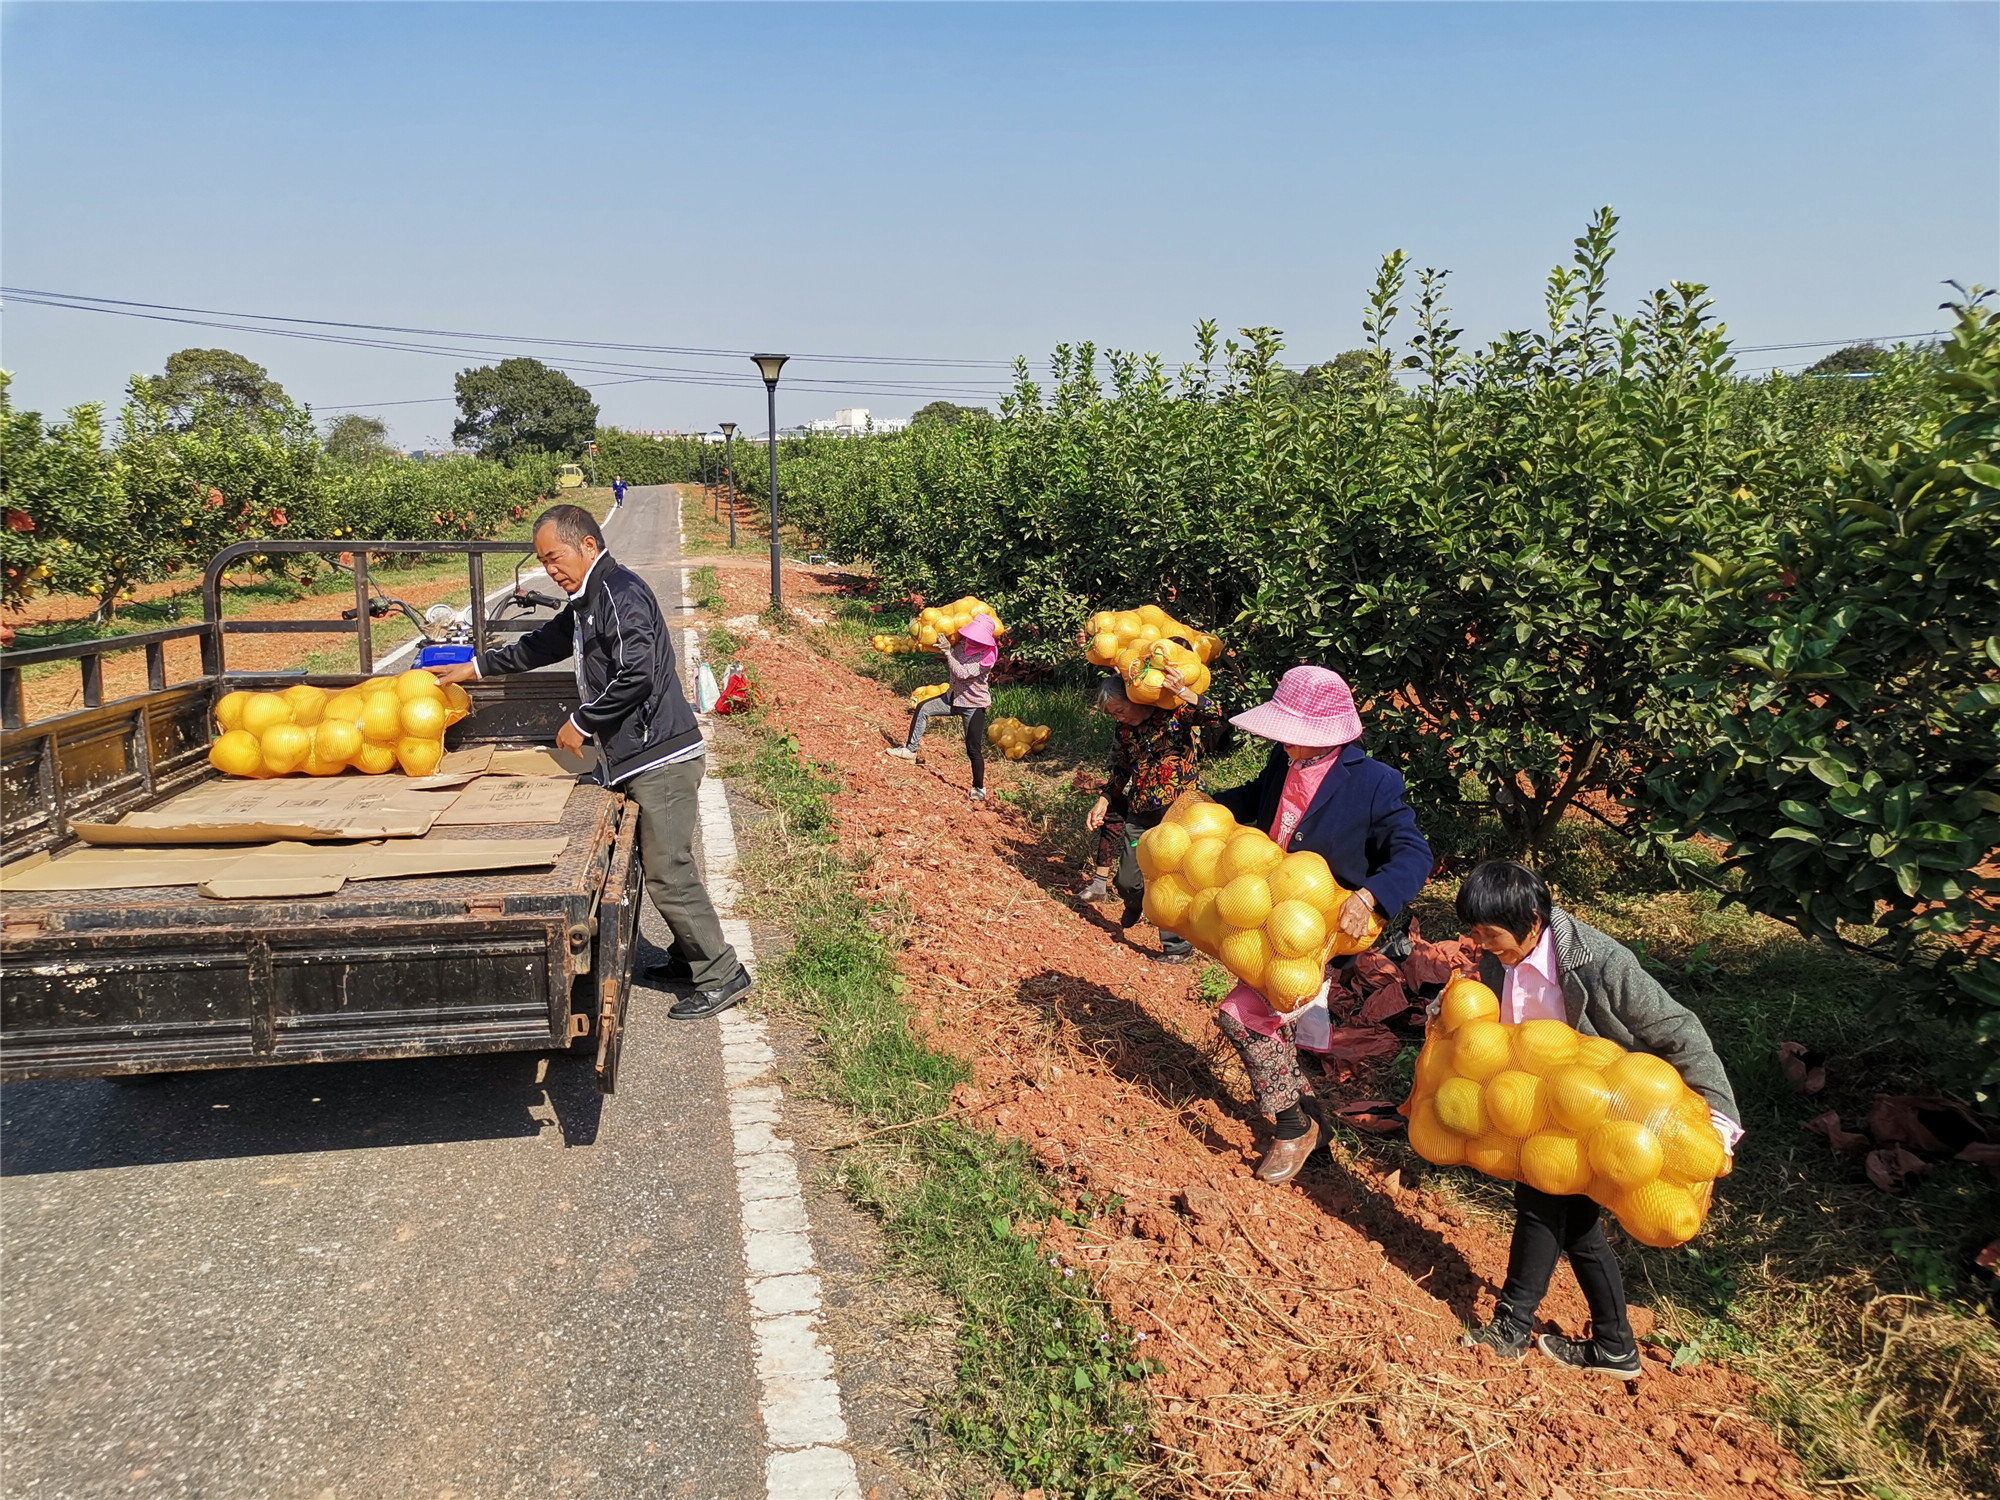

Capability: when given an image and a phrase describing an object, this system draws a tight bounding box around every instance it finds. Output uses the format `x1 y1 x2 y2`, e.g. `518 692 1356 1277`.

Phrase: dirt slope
720 567 1804 1498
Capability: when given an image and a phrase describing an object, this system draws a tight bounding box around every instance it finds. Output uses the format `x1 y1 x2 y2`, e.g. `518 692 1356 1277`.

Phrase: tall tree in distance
324 413 396 463
452 358 598 463
1804 342 1889 376
911 400 991 429
143 348 290 427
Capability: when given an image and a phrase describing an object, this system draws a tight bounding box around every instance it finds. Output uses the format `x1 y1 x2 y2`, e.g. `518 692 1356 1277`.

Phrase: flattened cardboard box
69 749 493 846
0 836 568 899
435 775 575 827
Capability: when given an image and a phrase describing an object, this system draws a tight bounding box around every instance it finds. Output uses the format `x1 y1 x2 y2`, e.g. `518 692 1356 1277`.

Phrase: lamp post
718 422 738 548
752 355 788 608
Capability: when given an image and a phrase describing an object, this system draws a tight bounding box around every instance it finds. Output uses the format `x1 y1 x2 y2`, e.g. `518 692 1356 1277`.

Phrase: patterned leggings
1214 1008 1314 1115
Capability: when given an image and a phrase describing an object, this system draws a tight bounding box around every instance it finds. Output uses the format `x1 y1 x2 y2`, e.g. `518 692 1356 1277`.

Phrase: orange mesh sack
896 596 1003 651
1401 976 1726 1248
1135 789 1384 1008
208 671 470 780
1084 605 1222 706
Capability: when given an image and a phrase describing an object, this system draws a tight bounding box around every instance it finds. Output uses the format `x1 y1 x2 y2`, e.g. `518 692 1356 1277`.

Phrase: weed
689 565 724 613
725 715 1152 1497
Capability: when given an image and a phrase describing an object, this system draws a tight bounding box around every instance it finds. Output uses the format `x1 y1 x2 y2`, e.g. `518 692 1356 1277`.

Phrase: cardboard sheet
435 776 576 827
1 837 569 899
486 746 593 777
71 773 479 846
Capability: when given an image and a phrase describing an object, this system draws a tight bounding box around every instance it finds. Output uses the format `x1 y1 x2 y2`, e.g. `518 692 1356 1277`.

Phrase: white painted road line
678 501 860 1500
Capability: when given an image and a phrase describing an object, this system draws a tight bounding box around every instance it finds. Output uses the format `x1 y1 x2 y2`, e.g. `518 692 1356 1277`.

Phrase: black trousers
1115 807 1191 953
905 696 986 789
1497 1182 1635 1356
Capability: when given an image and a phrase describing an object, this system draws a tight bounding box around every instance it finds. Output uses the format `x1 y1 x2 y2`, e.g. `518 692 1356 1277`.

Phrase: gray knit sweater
1477 908 1740 1122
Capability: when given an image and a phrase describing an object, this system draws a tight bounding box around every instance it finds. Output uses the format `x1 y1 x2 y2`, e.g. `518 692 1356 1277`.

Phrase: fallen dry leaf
1803 1110 1871 1155
1864 1145 1928 1194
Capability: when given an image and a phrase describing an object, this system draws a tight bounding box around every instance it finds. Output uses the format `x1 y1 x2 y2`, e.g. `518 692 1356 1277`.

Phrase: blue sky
4 2 1995 446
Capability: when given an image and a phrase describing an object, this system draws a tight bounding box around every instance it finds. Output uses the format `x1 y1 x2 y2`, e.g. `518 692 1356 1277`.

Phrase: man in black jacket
431 504 751 1020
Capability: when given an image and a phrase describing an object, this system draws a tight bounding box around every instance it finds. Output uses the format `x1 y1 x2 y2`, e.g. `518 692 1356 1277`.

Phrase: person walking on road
430 503 752 1020
612 476 627 506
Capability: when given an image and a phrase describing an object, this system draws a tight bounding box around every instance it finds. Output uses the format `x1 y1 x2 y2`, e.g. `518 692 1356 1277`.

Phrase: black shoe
667 967 754 1021
1148 940 1194 965
1461 1317 1531 1360
1536 1331 1641 1378
644 956 694 985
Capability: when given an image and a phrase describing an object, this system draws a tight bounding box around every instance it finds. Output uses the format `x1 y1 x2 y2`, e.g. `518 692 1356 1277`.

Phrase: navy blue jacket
1211 742 1434 919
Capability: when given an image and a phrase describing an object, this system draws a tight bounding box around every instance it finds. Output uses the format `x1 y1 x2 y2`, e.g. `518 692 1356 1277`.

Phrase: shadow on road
0 1048 604 1176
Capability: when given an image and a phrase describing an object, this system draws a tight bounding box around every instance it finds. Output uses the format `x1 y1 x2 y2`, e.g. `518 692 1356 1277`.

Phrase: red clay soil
715 564 1805 1499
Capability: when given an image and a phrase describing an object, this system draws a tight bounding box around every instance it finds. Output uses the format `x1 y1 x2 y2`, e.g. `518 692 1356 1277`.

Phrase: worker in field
429 502 751 1019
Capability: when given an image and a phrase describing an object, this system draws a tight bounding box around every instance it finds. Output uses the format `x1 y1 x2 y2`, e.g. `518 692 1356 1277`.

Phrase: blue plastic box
416 643 476 668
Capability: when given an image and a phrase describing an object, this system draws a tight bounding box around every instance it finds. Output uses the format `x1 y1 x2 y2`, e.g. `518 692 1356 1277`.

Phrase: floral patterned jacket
1105 697 1223 817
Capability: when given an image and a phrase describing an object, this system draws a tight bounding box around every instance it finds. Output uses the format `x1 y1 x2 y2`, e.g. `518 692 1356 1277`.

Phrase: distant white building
800 408 910 436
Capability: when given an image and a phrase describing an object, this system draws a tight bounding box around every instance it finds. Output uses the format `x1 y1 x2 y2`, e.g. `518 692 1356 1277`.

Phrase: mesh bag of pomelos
986 716 1050 760
1134 790 1383 1009
1400 975 1730 1248
206 671 472 779
880 596 1003 653
1084 605 1223 707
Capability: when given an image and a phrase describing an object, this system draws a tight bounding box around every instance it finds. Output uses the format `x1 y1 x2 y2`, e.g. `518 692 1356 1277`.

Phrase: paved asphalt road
0 489 777 1499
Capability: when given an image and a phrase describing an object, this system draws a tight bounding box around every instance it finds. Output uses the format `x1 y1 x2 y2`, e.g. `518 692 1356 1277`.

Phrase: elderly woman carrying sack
1209 666 1435 1184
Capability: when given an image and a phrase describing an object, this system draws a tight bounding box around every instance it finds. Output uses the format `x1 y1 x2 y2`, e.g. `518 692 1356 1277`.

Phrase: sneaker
885 747 918 761
667 967 754 1021
644 955 694 985
969 788 987 802
1537 1331 1642 1378
1461 1317 1531 1361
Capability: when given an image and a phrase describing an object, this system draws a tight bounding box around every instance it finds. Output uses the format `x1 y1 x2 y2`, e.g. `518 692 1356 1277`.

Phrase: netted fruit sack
1401 975 1727 1248
908 683 949 708
984 716 1050 760
1084 606 1223 707
1135 790 1383 1007
208 671 471 779
875 596 1004 653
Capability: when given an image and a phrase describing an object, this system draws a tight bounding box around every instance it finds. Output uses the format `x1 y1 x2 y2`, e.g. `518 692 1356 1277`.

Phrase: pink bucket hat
1229 665 1363 748
956 612 999 665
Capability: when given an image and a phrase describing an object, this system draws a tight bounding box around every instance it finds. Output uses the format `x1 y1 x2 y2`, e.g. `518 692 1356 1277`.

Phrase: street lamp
718 422 738 548
752 355 789 608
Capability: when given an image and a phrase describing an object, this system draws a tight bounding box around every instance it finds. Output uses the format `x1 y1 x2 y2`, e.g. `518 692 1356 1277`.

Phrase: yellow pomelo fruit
1265 899 1329 961
1438 977 1501 1034
214 690 252 732
1218 833 1285 884
1434 1076 1489 1137
209 729 264 777
395 735 444 777
282 684 329 727
1606 1051 1687 1122
1657 1114 1726 1185
441 681 472 722
1263 957 1323 1007
360 691 405 742
1328 905 1385 958
1408 1100 1466 1166
395 669 446 705
1178 801 1236 840
1519 1132 1595 1197
240 692 294 736
1266 851 1340 913
259 723 312 775
1090 631 1120 660
1142 873 1195 931
1576 1036 1625 1070
323 689 367 723
1136 604 1168 626
400 696 448 739
915 625 939 647
1512 1018 1581 1076
1588 1119 1665 1188
313 717 363 765
1181 836 1229 892
1219 926 1272 990
1618 1180 1705 1249
352 740 397 775
1216 874 1273 929
1414 1037 1456 1091
1136 822 1190 880
1183 888 1227 954
1547 1064 1613 1135
301 746 348 776
1484 1070 1549 1138
1452 1019 1514 1082
1464 1134 1521 1181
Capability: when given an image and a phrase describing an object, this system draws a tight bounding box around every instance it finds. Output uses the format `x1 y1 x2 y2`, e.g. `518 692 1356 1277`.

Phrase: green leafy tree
452 358 598 464
1804 342 1889 377
324 412 395 463
0 371 123 612
1641 291 2000 1094
143 348 290 427
911 400 991 429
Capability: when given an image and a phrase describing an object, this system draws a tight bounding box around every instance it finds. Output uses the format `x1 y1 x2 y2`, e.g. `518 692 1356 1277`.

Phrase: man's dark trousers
624 755 742 990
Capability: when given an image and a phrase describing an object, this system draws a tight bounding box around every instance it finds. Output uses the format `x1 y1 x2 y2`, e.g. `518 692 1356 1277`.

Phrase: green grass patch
721 717 1154 1497
689 565 725 613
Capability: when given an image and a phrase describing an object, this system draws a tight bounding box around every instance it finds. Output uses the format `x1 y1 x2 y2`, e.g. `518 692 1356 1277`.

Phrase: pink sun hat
956 612 999 664
1229 665 1364 748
